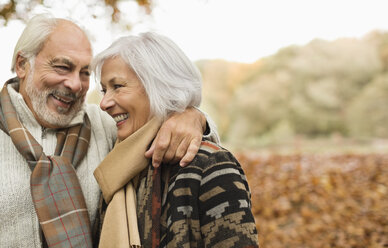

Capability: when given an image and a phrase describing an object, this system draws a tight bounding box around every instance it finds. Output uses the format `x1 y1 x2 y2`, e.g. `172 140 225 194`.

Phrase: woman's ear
15 53 30 79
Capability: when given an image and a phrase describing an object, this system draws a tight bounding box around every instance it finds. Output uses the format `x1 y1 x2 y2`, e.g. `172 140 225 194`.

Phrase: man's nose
64 75 82 93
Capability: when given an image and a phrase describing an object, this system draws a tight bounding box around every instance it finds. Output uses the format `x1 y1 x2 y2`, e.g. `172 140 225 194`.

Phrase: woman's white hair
11 13 91 72
92 32 202 120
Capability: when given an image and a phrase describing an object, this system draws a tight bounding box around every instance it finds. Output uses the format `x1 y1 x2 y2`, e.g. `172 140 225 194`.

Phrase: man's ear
15 53 30 80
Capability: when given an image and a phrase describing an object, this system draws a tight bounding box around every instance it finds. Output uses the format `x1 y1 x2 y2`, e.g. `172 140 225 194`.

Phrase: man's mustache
50 89 81 101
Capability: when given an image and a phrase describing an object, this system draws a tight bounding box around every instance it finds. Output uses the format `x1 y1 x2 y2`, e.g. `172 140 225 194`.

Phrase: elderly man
0 14 218 247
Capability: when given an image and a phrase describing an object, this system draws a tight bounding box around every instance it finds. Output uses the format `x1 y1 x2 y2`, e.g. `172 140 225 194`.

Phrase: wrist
196 107 207 133
190 106 207 134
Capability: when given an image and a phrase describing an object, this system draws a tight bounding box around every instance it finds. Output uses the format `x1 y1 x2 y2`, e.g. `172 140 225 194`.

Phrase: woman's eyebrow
109 77 128 84
100 77 124 87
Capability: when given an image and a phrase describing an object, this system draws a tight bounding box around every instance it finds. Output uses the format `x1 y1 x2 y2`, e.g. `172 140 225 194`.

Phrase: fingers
162 130 182 164
150 126 171 168
144 140 155 158
150 125 200 167
172 138 190 165
150 108 205 168
179 137 201 167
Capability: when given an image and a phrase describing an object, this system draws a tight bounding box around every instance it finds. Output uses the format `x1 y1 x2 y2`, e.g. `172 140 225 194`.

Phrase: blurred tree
198 31 388 146
365 31 388 72
197 59 259 141
227 70 292 146
285 38 382 136
347 73 388 138
0 0 152 26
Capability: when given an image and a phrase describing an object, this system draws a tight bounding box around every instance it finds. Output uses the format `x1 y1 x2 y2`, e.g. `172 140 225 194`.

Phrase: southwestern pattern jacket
138 141 259 247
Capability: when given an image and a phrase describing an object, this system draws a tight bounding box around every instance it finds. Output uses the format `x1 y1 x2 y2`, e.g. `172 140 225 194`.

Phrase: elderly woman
92 32 259 248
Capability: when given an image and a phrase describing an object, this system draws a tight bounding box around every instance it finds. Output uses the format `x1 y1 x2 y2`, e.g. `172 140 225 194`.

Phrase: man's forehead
47 24 91 50
38 21 92 66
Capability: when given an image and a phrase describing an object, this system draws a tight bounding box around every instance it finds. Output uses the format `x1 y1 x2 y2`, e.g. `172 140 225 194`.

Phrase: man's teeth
52 94 72 104
114 114 129 123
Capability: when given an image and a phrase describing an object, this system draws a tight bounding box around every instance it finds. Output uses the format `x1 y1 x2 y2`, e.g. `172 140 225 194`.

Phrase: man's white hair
92 32 202 120
11 14 58 72
11 13 91 72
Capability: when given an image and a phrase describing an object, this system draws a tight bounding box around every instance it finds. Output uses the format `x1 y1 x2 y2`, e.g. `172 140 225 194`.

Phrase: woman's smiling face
99 57 151 141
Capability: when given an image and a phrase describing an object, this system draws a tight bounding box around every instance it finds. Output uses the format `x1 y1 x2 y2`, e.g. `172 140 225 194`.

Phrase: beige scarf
94 118 162 248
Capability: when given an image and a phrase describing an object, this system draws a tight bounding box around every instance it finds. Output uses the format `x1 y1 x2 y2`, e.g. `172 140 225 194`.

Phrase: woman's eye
100 89 106 95
114 84 123 89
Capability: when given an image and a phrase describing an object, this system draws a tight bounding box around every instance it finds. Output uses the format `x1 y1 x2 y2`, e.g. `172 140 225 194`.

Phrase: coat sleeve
194 107 221 144
198 150 259 247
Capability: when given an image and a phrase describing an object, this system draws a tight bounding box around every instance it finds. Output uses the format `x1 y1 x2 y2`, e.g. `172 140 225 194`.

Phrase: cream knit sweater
0 82 219 248
0 83 116 248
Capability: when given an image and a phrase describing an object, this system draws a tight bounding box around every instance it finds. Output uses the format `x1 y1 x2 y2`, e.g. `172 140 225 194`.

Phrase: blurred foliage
197 31 388 147
237 151 388 248
0 0 152 25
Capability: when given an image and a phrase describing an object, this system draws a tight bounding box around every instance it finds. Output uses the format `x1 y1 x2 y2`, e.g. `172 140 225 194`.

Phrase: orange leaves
0 0 16 23
0 0 153 25
236 152 388 247
135 0 152 14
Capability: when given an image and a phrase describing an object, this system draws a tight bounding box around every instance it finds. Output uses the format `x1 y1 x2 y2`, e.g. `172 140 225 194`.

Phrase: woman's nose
100 91 115 111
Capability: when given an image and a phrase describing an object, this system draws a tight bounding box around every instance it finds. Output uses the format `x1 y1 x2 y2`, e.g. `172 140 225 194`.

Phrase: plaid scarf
0 79 93 248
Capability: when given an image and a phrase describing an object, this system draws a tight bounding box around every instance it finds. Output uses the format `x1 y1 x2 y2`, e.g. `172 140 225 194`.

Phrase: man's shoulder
83 104 117 147
84 104 114 126
84 103 101 116
84 104 116 137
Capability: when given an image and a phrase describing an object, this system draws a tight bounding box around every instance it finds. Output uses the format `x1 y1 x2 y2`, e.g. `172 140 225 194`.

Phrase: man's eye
82 71 91 77
100 89 106 95
114 84 123 89
54 65 69 72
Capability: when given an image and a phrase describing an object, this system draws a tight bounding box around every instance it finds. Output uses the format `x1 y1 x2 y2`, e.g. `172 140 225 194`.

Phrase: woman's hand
145 107 206 167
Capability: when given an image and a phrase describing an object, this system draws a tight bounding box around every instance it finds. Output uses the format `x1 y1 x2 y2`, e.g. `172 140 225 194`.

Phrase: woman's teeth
114 114 129 123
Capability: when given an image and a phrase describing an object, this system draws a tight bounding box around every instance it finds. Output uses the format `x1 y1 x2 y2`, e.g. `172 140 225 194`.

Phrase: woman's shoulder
197 141 236 161
167 141 243 182
186 140 241 172
198 140 223 154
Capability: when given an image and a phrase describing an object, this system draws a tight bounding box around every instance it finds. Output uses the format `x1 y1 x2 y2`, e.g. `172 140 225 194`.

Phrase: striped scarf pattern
136 164 162 248
0 80 93 247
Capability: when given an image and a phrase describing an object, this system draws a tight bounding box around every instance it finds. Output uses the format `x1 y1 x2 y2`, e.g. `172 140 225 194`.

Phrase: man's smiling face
18 20 92 128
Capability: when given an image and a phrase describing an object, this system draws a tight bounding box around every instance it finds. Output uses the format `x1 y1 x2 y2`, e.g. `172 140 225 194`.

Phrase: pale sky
1 0 388 85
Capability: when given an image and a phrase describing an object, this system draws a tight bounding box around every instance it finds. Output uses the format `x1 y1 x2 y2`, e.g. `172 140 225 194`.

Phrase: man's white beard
24 70 85 128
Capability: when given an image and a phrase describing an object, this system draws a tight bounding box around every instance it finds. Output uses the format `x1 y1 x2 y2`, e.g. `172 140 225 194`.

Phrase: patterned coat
137 141 259 248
